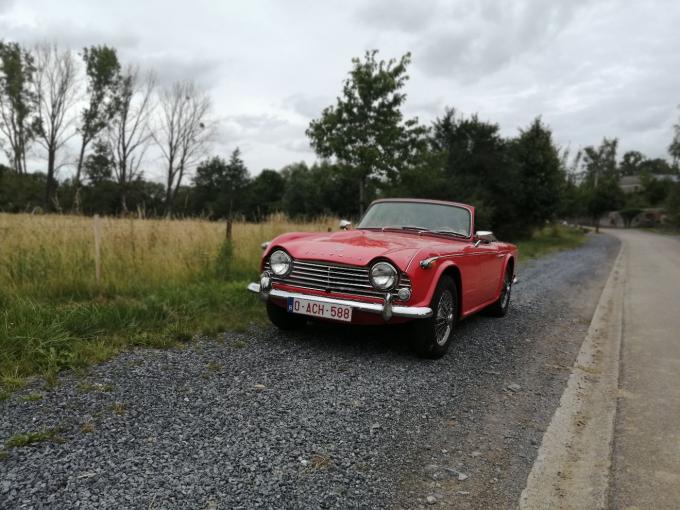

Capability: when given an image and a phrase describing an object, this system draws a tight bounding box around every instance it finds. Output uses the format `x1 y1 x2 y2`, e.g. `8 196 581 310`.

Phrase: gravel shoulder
0 233 619 509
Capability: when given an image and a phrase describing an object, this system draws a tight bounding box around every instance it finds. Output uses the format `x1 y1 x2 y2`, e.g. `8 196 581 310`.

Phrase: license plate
287 297 353 322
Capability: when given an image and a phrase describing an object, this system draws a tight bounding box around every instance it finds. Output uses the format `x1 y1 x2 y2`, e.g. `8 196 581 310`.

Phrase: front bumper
247 282 432 320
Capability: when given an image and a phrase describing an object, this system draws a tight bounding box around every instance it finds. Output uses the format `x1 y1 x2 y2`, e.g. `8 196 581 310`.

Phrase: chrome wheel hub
435 290 454 346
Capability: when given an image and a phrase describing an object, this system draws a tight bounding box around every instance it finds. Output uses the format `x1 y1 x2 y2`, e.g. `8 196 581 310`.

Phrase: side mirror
474 230 496 247
339 219 352 230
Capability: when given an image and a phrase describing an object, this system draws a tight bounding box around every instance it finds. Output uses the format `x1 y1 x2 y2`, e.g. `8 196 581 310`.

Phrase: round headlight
269 250 292 276
369 262 398 290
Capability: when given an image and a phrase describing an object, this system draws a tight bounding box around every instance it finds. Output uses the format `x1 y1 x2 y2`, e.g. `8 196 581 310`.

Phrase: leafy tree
193 150 250 219
511 117 565 229
640 171 672 205
582 138 619 188
307 50 427 213
586 183 624 232
639 157 673 175
620 150 645 176
83 139 114 185
74 45 120 209
665 183 680 227
0 170 46 212
670 110 680 167
246 169 285 220
0 41 38 174
581 139 624 231
428 109 523 238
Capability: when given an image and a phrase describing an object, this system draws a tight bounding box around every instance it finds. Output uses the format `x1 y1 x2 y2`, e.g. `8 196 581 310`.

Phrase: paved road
609 229 680 509
0 234 619 509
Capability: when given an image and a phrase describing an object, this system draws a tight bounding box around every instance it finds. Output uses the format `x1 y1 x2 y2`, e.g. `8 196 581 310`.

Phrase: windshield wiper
433 229 468 238
382 225 430 232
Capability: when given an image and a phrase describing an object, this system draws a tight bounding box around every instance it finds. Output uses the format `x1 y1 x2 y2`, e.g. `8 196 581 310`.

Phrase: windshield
358 201 472 237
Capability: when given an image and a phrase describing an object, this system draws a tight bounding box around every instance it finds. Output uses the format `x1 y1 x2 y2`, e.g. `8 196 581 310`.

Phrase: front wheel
412 276 458 359
266 301 307 330
487 266 512 317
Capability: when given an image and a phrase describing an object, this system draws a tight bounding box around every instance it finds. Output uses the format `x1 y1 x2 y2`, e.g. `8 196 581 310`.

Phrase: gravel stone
0 234 619 509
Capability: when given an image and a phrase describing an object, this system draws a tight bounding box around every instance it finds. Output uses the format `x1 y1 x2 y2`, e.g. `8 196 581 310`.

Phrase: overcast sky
1 0 679 180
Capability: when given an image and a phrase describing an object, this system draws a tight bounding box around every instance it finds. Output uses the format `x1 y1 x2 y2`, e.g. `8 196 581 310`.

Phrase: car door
462 241 503 307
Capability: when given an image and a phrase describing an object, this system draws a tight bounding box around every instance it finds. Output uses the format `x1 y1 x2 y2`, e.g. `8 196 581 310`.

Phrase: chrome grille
264 259 412 299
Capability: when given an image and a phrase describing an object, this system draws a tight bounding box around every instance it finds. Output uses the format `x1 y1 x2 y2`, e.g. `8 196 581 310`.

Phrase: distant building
619 174 680 194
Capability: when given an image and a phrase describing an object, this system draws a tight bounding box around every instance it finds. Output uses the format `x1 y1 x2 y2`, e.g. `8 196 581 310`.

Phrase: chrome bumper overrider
247 282 432 320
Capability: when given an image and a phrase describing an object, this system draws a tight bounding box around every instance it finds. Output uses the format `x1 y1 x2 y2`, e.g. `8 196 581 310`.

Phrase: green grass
516 224 587 262
0 280 265 392
4 428 63 449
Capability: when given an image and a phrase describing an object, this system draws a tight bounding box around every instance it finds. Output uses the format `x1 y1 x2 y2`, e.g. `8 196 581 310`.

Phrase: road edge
519 241 625 509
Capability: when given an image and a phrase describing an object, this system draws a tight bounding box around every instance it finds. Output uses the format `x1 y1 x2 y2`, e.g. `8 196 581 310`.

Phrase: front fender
408 259 462 311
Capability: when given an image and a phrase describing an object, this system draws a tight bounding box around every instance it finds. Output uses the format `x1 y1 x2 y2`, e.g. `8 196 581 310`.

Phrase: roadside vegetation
516 224 587 262
0 213 334 393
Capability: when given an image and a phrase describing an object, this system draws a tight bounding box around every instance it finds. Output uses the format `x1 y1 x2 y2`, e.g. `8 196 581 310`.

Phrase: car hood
271 229 463 271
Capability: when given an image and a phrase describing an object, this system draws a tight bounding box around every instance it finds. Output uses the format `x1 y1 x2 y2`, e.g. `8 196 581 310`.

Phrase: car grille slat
264 259 411 299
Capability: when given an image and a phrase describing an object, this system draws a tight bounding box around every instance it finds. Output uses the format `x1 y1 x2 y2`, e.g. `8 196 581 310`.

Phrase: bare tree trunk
358 175 366 216
45 148 56 211
73 141 87 212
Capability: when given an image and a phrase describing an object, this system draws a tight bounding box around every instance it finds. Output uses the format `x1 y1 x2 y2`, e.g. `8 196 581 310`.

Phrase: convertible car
247 199 518 358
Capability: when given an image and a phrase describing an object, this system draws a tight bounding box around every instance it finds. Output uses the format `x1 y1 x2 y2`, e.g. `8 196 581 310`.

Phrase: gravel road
0 233 619 509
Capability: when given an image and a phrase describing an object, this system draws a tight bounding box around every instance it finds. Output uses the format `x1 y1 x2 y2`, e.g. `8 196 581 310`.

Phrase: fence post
93 214 102 286
226 218 233 242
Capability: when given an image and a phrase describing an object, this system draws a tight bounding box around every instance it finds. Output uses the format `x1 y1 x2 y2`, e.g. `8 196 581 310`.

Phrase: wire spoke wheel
435 290 454 346
501 272 512 309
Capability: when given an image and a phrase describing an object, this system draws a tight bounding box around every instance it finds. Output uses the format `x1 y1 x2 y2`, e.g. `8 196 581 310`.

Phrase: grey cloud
0 18 139 52
355 0 441 33
415 0 595 81
131 52 223 89
284 93 332 119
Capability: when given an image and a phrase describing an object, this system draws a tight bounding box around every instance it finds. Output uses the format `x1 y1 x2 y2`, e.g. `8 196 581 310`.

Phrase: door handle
497 254 504 258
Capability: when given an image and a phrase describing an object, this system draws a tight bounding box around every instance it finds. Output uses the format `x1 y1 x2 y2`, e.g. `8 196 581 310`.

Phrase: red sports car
247 199 518 358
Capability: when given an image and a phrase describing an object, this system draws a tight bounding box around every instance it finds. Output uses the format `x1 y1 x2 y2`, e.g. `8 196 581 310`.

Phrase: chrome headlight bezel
269 250 292 277
369 261 398 291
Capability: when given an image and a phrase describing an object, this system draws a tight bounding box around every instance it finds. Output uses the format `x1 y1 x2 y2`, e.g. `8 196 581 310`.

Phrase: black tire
412 276 458 359
266 301 307 330
487 266 513 317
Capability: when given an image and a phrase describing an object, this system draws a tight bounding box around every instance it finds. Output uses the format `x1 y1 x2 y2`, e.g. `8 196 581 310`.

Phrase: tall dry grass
0 213 335 391
0 213 335 296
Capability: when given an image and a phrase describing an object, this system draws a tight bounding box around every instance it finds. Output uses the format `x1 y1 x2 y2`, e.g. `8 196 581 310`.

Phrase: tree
192 150 249 218
665 183 680 227
32 43 79 211
83 138 114 185
586 183 624 232
306 50 427 214
511 118 565 229
428 109 522 237
245 169 284 220
74 45 120 210
670 108 680 167
155 80 214 216
0 41 37 174
620 150 645 176
108 66 155 213
582 138 619 188
581 138 623 232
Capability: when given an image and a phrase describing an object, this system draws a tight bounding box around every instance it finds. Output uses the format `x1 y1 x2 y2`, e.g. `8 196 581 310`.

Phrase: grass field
0 214 584 394
0 213 335 394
